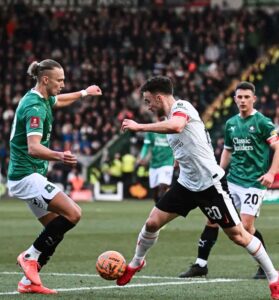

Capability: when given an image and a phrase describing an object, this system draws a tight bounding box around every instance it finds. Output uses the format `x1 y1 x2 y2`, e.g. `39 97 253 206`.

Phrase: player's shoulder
226 114 239 125
254 111 273 122
173 99 191 108
172 99 197 115
20 90 43 107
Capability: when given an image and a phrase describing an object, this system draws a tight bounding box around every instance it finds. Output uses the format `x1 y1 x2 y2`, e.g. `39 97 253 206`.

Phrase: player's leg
149 167 160 203
157 165 173 203
10 174 81 292
241 213 267 279
222 223 279 300
117 181 193 286
31 190 81 261
179 220 219 278
117 206 178 286
158 183 170 202
18 192 80 292
231 182 267 279
198 177 279 299
150 166 173 203
152 186 160 203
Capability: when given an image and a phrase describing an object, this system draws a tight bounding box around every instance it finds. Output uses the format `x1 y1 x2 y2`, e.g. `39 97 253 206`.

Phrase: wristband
80 89 88 97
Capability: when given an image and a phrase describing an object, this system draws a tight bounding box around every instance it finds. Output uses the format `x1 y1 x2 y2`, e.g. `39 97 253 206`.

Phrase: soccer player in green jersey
138 120 174 203
179 81 279 280
7 59 102 294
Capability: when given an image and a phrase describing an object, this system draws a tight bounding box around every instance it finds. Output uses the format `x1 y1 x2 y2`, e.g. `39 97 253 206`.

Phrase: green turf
0 198 279 299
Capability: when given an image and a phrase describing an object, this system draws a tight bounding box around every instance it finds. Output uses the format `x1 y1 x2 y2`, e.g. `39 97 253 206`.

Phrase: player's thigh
146 206 178 230
227 182 241 210
197 178 241 229
230 183 266 217
8 173 62 219
156 181 197 217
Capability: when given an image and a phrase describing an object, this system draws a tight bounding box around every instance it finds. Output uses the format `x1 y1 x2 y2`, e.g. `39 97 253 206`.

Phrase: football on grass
96 250 126 280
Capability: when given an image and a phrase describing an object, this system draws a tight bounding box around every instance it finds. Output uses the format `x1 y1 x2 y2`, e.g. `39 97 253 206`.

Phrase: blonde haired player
8 59 102 294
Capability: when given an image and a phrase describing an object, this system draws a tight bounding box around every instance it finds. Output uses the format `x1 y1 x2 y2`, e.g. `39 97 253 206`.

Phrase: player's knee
67 206 82 224
242 222 254 234
227 230 247 246
145 219 160 232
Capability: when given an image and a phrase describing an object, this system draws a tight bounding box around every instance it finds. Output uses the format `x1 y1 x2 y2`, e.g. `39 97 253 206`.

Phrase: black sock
38 234 64 268
254 229 266 249
34 216 75 254
197 226 219 261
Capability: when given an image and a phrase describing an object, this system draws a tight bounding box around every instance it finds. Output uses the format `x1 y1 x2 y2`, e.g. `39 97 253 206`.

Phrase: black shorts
156 177 240 228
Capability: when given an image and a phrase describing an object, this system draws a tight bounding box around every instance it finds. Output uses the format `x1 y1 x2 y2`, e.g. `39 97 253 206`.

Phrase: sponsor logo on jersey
169 139 184 151
233 137 253 151
30 116 40 128
154 136 170 147
174 103 187 111
229 126 236 132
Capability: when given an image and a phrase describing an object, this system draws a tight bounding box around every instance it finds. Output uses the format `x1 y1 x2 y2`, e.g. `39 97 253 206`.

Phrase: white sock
24 245 41 261
195 258 207 267
130 225 160 268
20 276 31 285
246 236 278 283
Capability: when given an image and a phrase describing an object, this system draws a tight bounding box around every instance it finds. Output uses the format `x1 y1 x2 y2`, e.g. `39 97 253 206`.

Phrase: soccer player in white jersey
7 59 102 294
118 76 279 300
179 81 279 280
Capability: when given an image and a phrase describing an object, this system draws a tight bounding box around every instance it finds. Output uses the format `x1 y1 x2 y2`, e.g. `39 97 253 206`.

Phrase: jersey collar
238 109 257 118
30 88 44 98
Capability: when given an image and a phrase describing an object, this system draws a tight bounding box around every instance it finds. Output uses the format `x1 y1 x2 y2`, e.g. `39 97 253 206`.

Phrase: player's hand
121 119 141 132
86 85 102 96
62 151 77 166
137 158 147 166
257 172 275 188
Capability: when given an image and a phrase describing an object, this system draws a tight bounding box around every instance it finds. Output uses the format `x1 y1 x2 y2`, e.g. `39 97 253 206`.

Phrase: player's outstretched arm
55 85 102 107
121 116 187 134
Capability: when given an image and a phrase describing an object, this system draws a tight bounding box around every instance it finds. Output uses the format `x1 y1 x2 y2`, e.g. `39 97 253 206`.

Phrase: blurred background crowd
0 1 279 195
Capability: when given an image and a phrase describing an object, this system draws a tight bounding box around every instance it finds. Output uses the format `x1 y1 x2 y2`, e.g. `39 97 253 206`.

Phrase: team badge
249 125 256 133
30 116 40 128
44 184 55 193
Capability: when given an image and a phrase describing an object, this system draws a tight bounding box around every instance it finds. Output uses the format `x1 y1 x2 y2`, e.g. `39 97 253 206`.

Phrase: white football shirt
167 100 225 191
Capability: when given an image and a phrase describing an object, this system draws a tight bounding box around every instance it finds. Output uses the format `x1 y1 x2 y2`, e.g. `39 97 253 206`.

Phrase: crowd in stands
1 4 279 182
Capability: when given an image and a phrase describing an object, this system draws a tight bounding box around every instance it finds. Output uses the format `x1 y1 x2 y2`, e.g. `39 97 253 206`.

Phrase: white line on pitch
0 278 244 295
0 271 209 280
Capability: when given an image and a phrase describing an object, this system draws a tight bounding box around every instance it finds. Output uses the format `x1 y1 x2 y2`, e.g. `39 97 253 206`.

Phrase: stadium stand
0 4 279 187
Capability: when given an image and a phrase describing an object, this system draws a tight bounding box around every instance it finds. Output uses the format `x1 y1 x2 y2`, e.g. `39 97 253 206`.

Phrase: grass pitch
0 198 279 299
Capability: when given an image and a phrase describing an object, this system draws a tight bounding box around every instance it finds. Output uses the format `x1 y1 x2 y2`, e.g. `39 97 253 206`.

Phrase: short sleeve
143 132 153 145
49 96 57 108
25 104 46 137
224 121 233 149
261 117 279 145
171 101 190 121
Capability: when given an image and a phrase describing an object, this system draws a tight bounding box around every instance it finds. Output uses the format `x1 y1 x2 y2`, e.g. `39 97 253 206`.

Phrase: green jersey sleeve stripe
27 132 43 137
